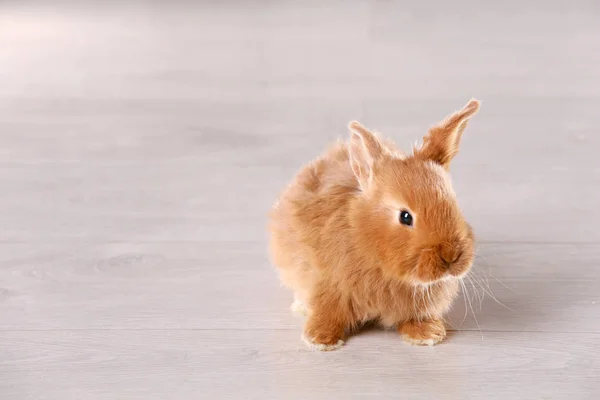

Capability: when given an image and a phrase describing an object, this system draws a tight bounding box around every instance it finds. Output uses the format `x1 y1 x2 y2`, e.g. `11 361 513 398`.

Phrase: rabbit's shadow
446 266 576 334
348 268 558 341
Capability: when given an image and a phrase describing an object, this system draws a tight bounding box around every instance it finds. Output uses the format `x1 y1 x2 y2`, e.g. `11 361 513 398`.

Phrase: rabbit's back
268 141 358 300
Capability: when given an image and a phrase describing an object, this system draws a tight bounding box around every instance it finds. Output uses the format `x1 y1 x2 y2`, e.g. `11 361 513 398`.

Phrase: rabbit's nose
440 247 462 267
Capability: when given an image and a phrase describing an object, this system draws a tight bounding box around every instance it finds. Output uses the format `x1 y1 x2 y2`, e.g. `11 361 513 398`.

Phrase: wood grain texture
1 0 599 399
0 243 599 334
1 330 599 400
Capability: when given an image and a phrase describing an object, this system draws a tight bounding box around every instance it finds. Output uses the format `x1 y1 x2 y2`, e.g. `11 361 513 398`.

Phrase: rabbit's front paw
399 318 446 346
302 333 345 351
302 316 345 351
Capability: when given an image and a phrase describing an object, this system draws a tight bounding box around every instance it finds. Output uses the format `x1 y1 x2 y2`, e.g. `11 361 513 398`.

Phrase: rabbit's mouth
412 249 473 285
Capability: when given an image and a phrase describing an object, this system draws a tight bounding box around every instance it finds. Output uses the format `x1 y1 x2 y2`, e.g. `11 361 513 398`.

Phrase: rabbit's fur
269 99 480 350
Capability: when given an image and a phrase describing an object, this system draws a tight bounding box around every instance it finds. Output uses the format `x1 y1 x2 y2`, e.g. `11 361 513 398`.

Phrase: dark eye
399 210 413 226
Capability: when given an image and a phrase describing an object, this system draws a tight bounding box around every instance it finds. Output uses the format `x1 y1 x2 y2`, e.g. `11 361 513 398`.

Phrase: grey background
1 1 599 399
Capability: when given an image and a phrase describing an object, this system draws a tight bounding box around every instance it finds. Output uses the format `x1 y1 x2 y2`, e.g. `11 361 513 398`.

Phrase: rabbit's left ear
416 99 480 170
348 121 384 190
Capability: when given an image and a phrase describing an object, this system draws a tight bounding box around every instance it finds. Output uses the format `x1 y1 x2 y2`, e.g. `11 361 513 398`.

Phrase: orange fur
268 99 481 350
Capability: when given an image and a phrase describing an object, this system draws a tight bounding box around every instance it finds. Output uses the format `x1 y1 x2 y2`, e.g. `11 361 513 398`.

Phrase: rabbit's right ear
415 99 480 170
348 121 384 190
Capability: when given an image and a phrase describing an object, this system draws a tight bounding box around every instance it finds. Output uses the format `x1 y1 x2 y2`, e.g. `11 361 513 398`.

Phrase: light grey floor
1 1 599 399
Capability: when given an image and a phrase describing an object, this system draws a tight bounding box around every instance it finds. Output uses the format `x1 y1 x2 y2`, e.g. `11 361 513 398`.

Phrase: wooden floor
1 1 599 399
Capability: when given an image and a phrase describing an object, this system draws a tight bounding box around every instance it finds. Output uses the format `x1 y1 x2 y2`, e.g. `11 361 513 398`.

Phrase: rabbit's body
270 141 458 326
269 100 480 350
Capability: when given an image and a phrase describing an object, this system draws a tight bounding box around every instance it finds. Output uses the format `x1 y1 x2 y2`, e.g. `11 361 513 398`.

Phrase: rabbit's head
348 99 480 285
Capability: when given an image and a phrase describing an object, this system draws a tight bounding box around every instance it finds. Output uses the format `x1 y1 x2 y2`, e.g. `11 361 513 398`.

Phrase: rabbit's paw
302 316 345 351
399 318 446 346
302 333 345 351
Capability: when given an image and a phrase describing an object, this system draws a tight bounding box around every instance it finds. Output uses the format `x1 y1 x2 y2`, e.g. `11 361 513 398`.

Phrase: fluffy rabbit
268 99 480 351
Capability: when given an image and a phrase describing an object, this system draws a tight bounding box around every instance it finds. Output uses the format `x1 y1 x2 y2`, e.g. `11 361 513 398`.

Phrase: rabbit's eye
399 210 413 226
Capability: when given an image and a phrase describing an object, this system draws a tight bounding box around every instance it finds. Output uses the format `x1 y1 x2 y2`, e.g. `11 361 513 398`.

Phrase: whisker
459 279 469 327
489 272 518 294
465 273 483 310
472 264 492 290
461 279 483 340
466 272 485 310
472 249 518 310
471 267 516 312
476 277 516 312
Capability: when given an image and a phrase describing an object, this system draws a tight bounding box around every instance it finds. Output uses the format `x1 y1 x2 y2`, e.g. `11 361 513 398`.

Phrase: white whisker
461 279 483 340
465 274 483 310
459 279 469 326
489 272 517 293
471 272 486 309
471 267 516 312
476 276 515 312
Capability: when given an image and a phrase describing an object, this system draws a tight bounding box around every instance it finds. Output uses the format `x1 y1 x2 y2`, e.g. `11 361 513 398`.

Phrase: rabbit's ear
416 99 480 170
348 121 384 190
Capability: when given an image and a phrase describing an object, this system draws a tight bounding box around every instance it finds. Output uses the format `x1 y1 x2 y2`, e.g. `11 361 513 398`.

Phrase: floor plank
0 162 597 243
1 330 598 400
0 243 598 333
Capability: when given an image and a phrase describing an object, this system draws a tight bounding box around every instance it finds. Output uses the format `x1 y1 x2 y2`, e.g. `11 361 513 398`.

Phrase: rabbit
268 99 480 351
